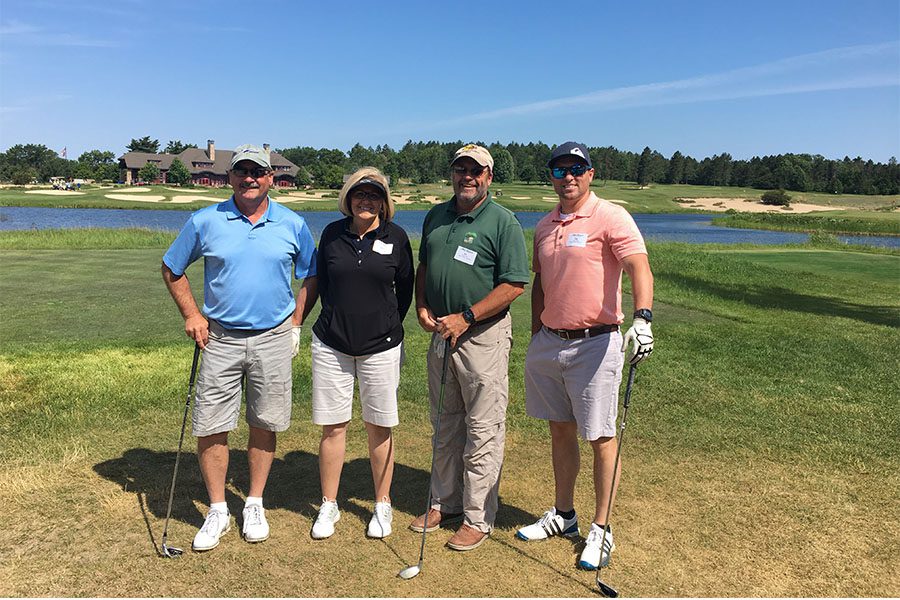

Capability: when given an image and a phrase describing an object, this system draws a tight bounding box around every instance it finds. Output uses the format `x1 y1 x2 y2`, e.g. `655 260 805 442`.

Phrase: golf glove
291 325 302 358
622 317 653 365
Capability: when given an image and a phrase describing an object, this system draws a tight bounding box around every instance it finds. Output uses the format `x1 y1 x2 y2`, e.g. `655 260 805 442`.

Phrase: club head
161 543 183 558
397 564 421 580
597 580 618 597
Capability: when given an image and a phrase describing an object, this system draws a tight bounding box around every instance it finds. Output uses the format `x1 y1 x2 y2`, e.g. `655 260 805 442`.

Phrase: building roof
118 147 299 177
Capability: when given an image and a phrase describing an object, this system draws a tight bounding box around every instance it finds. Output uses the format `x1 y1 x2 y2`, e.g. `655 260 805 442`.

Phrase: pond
0 206 897 248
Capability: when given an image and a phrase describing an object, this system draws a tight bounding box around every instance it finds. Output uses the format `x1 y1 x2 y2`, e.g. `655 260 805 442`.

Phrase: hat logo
571 147 585 158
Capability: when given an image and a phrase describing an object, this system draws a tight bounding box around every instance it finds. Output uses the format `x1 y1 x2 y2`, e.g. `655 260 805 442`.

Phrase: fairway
0 231 898 597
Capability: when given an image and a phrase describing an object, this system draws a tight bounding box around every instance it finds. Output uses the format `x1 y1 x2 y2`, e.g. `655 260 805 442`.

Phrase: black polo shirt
313 217 414 356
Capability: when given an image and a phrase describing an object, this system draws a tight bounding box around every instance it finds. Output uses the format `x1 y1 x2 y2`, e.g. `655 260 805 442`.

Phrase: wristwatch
462 307 477 325
633 308 653 322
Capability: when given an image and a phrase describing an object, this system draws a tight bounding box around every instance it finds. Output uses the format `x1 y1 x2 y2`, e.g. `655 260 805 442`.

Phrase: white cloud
449 42 900 124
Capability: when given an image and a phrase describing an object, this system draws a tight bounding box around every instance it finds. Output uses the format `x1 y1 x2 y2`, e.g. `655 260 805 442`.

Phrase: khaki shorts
192 317 293 437
310 333 402 427
524 326 624 440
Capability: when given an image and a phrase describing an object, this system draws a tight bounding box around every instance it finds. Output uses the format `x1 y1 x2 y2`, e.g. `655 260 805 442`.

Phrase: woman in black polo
309 167 414 541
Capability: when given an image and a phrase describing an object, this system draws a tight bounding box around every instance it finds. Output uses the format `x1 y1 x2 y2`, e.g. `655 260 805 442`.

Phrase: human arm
621 253 654 364
395 235 415 322
162 263 209 348
531 273 544 336
436 281 525 347
415 263 439 332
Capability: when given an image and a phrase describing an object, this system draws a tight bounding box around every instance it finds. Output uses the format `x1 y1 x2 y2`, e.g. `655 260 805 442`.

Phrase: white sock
210 501 228 514
245 496 263 508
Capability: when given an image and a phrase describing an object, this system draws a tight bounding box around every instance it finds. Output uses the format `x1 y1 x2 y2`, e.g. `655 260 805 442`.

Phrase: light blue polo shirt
163 197 317 330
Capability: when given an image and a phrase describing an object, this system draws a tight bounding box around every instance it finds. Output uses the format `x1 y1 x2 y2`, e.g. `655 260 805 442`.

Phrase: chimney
207 139 215 161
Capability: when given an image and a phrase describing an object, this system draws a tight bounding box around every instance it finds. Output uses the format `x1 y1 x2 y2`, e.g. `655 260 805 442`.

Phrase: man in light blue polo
162 144 318 552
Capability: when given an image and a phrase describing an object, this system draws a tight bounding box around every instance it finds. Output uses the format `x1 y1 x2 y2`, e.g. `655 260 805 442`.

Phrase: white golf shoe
192 508 231 551
311 498 340 539
579 524 615 570
366 499 393 539
515 508 580 541
242 504 269 543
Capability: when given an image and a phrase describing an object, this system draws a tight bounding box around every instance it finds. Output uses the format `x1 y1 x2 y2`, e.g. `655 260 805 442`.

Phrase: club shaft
596 364 636 587
161 343 201 545
414 339 451 565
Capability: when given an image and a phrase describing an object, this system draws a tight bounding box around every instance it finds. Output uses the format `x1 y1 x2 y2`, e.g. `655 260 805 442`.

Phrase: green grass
713 211 900 235
0 230 898 596
4 180 899 215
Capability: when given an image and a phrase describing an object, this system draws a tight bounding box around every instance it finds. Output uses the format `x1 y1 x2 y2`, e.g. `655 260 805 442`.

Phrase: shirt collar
449 192 493 221
341 216 390 239
551 191 599 222
225 195 277 223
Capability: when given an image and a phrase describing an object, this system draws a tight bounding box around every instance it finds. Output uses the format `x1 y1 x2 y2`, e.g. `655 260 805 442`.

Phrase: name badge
373 240 393 255
566 233 588 247
454 246 477 265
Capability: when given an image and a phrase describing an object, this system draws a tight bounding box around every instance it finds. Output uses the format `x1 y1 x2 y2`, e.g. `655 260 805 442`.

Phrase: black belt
544 324 618 340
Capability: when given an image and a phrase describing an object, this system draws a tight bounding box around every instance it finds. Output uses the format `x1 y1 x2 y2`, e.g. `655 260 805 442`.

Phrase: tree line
2 139 898 195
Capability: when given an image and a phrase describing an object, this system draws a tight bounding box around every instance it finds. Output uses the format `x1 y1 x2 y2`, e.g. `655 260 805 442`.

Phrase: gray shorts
524 326 624 440
192 317 293 437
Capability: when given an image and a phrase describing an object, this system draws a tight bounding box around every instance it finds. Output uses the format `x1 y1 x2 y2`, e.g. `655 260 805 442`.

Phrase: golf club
398 337 452 580
595 363 637 597
160 343 201 559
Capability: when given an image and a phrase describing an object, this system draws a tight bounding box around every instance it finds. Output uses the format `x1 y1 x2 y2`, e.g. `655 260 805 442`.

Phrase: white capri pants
311 333 402 427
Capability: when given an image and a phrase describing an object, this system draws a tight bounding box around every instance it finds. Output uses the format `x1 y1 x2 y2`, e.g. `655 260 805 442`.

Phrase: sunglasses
550 164 590 179
231 167 271 178
351 190 385 201
452 165 487 178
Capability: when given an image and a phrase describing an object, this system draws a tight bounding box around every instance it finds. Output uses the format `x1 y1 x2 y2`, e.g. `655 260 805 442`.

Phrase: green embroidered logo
463 232 478 244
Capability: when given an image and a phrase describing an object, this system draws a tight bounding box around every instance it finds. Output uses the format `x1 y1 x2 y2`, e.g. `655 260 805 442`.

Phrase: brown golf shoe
408 508 463 533
447 523 489 551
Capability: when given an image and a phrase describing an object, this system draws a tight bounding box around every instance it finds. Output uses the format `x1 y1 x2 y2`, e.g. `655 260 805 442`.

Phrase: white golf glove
291 325 302 358
621 318 653 365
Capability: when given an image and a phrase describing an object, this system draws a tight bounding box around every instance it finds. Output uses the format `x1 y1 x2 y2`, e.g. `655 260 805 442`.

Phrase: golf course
0 219 897 596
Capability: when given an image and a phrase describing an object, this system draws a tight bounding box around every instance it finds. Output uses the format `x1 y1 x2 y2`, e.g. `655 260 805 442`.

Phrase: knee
321 422 349 441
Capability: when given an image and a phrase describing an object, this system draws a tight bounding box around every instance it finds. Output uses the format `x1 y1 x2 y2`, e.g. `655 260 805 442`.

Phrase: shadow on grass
94 447 535 552
661 272 900 327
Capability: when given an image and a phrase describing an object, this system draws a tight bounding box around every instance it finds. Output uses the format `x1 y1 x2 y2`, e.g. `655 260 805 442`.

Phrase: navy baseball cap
547 141 592 168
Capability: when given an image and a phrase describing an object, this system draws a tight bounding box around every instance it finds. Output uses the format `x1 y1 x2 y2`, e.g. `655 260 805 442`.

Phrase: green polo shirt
419 194 529 317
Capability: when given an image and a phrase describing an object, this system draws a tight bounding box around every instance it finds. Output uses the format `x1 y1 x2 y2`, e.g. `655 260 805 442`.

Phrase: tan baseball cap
451 144 494 170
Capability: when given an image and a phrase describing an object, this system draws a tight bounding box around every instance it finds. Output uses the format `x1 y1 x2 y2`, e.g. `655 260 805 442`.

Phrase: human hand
417 306 438 332
185 314 209 349
436 313 469 348
291 325 302 357
621 318 653 365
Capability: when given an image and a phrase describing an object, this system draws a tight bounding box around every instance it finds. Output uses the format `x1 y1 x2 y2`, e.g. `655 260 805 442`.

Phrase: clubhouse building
118 140 300 187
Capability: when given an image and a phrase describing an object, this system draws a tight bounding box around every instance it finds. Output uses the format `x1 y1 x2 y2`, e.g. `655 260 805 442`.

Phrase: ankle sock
556 508 576 520
210 501 228 514
245 496 263 508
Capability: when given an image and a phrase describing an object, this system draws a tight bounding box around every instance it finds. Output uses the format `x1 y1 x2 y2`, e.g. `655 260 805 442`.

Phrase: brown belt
544 324 618 340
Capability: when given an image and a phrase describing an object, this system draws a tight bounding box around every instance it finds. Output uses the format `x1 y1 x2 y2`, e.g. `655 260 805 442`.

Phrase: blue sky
1 0 898 161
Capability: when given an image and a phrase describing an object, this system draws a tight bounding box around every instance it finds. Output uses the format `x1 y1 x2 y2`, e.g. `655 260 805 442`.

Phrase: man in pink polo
515 141 654 571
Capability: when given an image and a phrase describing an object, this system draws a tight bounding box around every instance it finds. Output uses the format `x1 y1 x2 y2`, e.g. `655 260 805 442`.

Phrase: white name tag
453 246 478 265
566 233 588 247
373 240 393 255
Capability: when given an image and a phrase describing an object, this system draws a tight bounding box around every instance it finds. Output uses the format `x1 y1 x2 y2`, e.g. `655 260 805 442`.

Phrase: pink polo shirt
533 192 647 329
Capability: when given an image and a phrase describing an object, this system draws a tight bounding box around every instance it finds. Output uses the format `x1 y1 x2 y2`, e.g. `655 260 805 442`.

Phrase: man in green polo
410 144 529 551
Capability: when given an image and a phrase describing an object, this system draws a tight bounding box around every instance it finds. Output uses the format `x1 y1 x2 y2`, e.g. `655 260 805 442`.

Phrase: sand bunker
510 196 530 200
165 187 209 192
25 190 85 196
678 197 839 214
111 187 153 192
105 194 167 202
172 196 218 203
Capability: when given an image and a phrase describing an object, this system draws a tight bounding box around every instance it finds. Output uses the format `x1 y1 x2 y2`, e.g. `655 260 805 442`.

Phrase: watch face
635 309 653 322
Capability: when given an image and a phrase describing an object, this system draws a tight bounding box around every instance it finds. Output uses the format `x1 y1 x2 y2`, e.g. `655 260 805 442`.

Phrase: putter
398 337 452 580
160 343 201 558
596 363 637 597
